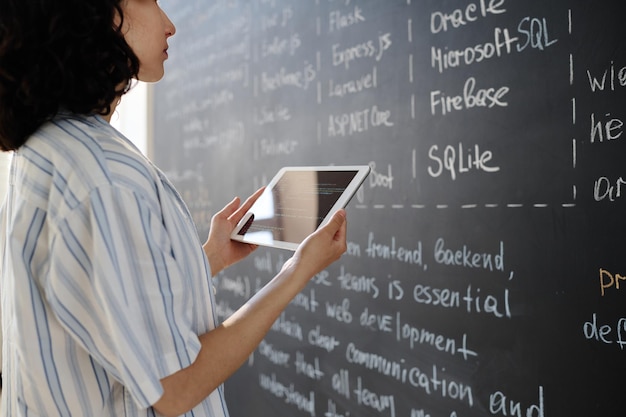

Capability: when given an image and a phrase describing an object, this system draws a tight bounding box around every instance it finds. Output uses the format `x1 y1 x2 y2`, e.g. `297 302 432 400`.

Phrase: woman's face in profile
120 0 176 82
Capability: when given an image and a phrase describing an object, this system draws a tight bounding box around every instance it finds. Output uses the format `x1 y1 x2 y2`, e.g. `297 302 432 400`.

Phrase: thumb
321 209 346 239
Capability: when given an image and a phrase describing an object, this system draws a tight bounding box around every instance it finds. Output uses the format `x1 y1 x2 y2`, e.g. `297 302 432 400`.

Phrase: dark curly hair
0 0 140 151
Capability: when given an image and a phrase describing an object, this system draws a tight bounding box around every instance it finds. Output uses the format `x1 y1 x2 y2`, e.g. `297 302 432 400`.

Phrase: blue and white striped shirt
0 113 229 417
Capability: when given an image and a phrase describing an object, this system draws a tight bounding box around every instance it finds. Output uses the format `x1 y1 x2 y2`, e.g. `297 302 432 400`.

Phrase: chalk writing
182 122 245 151
329 5 366 32
260 62 317 92
347 345 474 407
388 279 404 301
260 6 293 31
331 369 350 399
255 138 299 159
587 61 626 92
353 377 397 416
332 33 392 69
308 325 341 352
272 313 304 341
254 104 291 125
325 298 353 323
261 33 302 57
359 307 393 332
312 270 333 287
590 112 623 143
599 268 626 296
258 340 291 367
258 373 316 417
369 161 394 189
593 176 626 202
253 251 273 273
433 238 505 272
324 399 348 417
430 77 509 116
328 66 377 98
396 312 478 360
154 1 625 416
218 275 250 298
346 241 362 257
431 16 557 73
431 28 518 73
328 105 394 137
428 142 500 180
291 289 319 312
583 313 626 349
413 284 512 318
215 300 235 320
489 386 545 417
516 17 558 52
337 265 380 298
430 0 506 34
295 351 325 380
365 232 423 266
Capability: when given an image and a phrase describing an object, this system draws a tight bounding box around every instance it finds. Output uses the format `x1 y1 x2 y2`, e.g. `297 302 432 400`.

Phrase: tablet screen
232 166 369 250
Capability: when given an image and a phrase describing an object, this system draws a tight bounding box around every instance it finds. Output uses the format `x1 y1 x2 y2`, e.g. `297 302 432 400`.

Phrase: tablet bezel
230 165 370 251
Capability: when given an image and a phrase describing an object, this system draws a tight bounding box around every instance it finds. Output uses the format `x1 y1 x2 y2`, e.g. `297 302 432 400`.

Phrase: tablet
231 165 370 251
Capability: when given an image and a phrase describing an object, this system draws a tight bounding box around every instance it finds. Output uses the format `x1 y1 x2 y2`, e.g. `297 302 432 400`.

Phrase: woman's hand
203 187 265 275
281 209 348 279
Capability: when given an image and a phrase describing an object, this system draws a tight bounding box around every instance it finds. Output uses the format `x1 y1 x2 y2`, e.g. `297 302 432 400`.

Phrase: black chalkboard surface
152 1 626 416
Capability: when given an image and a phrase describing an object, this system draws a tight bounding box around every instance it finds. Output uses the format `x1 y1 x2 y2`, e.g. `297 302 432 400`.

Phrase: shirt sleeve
45 184 202 409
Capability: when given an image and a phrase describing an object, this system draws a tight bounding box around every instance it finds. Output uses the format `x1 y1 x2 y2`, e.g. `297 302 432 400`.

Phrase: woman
0 1 347 416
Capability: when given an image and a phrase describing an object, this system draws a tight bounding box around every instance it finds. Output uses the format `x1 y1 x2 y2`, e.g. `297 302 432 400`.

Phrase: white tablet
231 165 370 251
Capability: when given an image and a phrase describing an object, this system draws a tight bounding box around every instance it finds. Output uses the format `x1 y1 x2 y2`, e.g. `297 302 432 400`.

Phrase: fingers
215 187 265 223
215 196 241 219
229 187 265 223
241 187 265 212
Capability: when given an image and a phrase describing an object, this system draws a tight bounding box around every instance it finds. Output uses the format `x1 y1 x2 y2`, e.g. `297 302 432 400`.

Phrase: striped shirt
0 113 229 417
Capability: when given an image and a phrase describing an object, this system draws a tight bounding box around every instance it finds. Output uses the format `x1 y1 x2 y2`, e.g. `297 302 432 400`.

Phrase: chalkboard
152 1 626 416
